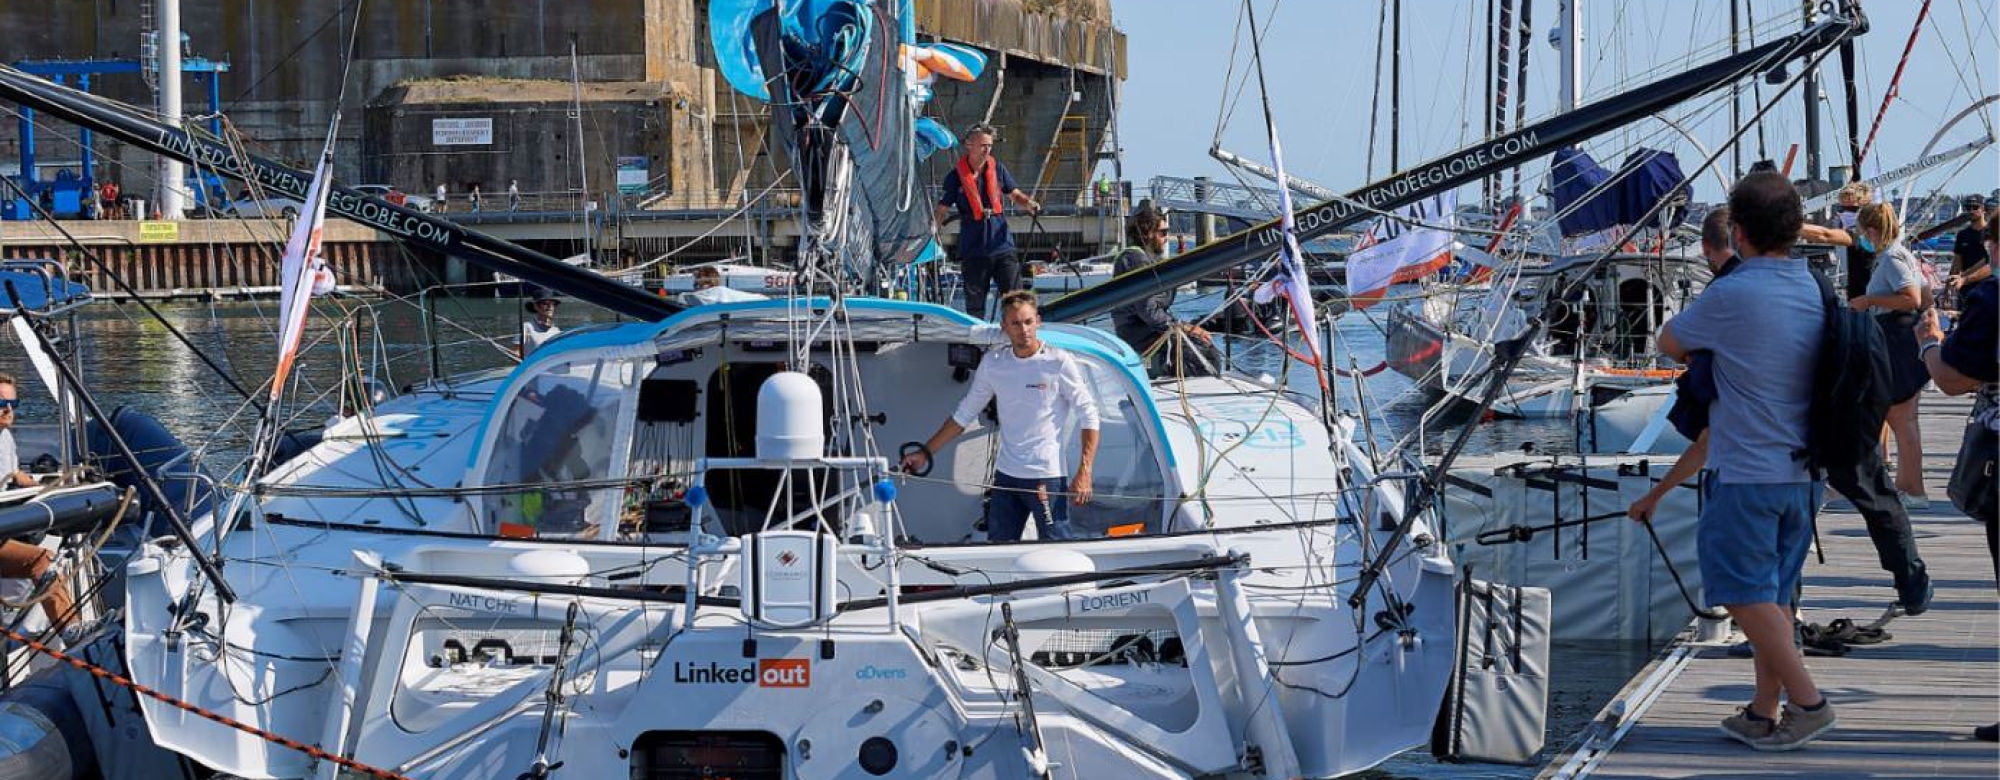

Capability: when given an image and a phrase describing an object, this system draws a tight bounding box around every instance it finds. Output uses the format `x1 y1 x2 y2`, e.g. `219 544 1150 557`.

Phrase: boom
1040 5 1866 323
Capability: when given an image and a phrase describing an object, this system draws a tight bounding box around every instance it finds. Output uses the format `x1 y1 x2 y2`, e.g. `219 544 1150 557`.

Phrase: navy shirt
1942 277 1998 384
1953 226 1990 275
939 159 1019 260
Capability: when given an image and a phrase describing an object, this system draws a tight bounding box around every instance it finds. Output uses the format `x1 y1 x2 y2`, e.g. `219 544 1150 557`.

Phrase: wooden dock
1540 390 1999 779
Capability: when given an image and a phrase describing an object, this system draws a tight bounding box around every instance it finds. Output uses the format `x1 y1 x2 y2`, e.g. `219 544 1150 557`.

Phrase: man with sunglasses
1112 206 1211 372
936 124 1040 320
0 375 74 634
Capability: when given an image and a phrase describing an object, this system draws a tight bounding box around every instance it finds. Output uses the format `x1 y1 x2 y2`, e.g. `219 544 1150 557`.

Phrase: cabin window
1063 359 1169 536
483 358 637 536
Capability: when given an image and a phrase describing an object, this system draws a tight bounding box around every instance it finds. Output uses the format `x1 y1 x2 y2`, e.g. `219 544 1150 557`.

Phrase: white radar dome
756 371 825 460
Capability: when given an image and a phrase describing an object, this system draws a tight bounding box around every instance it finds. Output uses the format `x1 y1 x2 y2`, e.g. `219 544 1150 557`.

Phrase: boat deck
1539 390 1999 779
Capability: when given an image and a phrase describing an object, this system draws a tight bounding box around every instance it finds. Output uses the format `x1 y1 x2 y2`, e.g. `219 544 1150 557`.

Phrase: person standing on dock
435 183 448 214
1951 197 1989 277
100 181 119 220
904 291 1099 542
936 124 1039 320
1917 217 1998 742
1803 205 1937 509
508 180 522 211
0 375 75 635
1830 182 1876 299
469 185 483 213
1656 171 1836 751
1640 206 1933 624
1947 198 1992 296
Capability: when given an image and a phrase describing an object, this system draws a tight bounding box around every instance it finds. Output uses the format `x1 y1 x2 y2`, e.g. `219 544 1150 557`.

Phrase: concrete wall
362 82 679 214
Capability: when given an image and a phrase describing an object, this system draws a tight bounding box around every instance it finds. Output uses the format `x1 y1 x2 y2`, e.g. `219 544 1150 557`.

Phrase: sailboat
0 3 1460 779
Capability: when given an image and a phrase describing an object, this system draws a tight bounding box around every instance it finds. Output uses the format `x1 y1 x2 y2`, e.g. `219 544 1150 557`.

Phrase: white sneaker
1898 493 1932 511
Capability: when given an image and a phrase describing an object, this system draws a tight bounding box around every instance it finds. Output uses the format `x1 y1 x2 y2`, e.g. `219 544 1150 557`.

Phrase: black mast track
0 65 682 321
1039 8 1866 325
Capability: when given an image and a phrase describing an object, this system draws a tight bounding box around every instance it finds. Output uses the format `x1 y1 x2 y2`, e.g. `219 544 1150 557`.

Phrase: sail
1549 147 1688 237
1347 192 1459 307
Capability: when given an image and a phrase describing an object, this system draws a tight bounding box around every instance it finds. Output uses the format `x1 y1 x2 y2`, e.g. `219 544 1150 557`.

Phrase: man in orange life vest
935 124 1040 320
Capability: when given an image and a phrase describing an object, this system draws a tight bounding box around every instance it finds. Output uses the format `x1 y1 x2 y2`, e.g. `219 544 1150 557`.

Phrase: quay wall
4 0 1124 220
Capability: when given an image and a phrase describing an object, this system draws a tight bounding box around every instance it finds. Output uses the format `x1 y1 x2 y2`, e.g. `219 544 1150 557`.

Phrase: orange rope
1 626 413 780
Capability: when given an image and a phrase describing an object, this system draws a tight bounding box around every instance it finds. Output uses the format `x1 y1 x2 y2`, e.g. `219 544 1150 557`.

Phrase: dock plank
1539 389 2000 779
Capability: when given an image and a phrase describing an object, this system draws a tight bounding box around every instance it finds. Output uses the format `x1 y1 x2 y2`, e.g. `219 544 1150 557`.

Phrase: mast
1802 1 1822 183
1038 7 1867 324
1484 0 1497 210
1489 0 1517 211
1748 0 1770 161
1559 0 1582 110
1838 38 1861 182
1390 0 1402 171
1510 0 1531 202
571 42 594 264
1731 0 1743 177
0 65 681 320
1365 0 1388 178
157 0 184 219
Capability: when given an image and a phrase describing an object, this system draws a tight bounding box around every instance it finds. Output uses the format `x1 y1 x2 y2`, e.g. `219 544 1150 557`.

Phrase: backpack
1798 269 1893 474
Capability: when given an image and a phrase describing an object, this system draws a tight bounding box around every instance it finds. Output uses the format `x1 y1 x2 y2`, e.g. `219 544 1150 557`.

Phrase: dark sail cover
1550 147 1688 237
734 0 932 271
834 2 930 267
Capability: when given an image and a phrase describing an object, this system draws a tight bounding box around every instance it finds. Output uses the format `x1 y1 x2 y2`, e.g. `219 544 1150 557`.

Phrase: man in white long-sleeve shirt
904 291 1100 541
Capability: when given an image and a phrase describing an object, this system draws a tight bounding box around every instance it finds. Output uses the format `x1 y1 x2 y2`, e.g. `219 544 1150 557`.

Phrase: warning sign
138 221 180 242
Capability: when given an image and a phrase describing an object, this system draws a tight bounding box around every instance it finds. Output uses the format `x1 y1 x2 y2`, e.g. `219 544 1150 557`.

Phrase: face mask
1855 233 1875 253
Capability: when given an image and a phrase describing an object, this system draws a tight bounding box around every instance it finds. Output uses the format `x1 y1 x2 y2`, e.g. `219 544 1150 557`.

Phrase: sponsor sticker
854 664 909 681
758 658 810 688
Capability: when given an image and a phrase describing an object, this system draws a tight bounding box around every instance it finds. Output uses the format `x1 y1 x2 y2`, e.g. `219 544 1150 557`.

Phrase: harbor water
8 295 1658 777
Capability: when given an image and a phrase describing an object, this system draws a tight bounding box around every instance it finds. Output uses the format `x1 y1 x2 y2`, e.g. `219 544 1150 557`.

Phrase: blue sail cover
1550 147 1688 237
712 0 935 270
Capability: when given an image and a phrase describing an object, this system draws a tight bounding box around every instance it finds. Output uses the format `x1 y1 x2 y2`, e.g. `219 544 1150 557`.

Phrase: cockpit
470 300 1182 545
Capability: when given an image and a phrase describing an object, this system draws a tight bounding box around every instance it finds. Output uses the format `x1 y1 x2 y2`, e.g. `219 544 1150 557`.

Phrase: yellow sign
137 221 180 243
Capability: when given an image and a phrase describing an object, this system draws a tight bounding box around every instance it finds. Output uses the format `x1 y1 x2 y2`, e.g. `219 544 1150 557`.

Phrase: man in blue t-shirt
1657 171 1835 751
936 124 1040 320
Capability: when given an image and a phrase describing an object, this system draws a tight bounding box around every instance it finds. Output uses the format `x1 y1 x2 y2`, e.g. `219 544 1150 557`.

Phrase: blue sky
1111 1 1999 205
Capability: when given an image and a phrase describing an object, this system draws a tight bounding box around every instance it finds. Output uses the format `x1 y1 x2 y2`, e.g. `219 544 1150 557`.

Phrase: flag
270 129 339 405
1345 192 1458 307
1249 131 1322 365
1456 201 1520 284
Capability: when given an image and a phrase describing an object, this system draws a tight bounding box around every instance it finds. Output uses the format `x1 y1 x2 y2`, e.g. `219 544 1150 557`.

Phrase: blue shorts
987 472 1075 542
1697 480 1821 608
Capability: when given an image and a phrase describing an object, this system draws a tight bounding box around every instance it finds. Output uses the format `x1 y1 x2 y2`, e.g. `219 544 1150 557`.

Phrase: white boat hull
85 302 1460 780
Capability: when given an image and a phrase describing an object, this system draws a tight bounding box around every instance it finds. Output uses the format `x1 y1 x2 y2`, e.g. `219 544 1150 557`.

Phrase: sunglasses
0 399 17 412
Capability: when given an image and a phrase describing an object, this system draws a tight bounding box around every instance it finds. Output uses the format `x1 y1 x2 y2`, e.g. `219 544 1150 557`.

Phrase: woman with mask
1802 203 1934 507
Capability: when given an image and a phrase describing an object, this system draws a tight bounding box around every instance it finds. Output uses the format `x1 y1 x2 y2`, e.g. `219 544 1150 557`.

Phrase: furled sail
711 0 946 270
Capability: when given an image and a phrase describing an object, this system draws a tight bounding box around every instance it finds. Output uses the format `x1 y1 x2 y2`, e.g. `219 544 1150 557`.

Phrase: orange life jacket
954 155 1004 221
